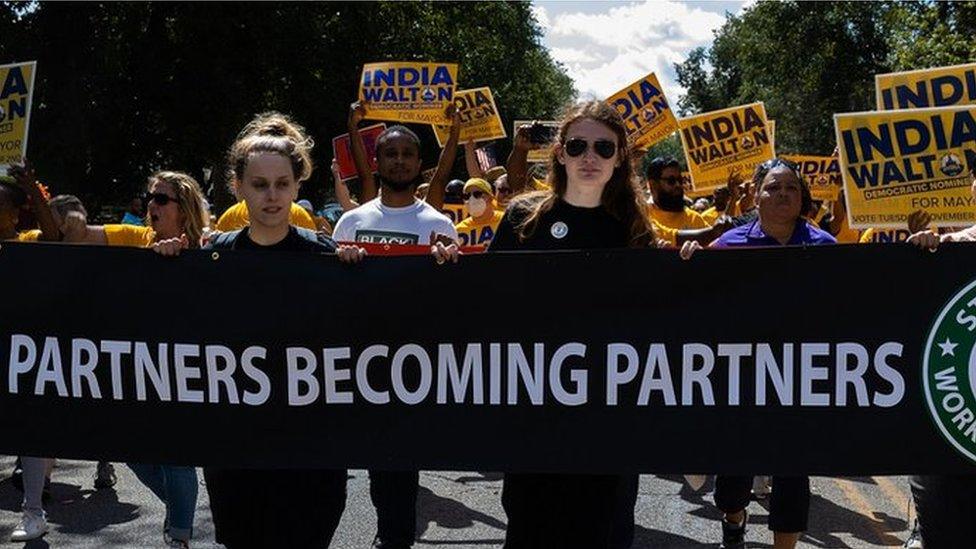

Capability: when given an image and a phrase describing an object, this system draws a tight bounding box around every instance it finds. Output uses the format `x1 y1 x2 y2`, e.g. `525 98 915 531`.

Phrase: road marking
873 476 910 518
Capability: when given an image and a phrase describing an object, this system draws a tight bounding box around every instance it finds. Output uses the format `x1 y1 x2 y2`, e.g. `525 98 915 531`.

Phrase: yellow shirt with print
647 204 711 230
15 229 42 242
650 219 677 247
104 224 156 247
215 201 316 232
455 210 504 248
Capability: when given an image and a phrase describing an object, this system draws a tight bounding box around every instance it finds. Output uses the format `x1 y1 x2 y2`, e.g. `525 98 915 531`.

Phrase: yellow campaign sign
606 72 679 149
0 61 37 167
678 102 774 192
834 105 976 230
433 87 506 148
782 155 841 201
513 119 558 163
767 120 776 154
360 61 458 124
876 62 976 110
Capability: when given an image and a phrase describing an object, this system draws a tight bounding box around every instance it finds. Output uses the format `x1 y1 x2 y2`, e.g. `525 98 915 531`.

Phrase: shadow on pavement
416 486 505 544
0 477 140 537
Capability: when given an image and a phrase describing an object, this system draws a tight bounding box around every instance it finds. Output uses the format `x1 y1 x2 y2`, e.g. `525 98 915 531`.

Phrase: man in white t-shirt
330 123 456 549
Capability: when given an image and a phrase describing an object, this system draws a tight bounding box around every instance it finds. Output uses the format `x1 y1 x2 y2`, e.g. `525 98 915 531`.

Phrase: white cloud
539 0 741 105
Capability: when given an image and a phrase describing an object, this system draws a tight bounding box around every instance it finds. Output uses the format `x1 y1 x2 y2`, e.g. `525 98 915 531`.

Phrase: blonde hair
227 111 314 189
147 171 209 248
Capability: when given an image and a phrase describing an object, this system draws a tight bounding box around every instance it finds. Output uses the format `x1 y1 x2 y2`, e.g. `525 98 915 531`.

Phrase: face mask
466 197 488 218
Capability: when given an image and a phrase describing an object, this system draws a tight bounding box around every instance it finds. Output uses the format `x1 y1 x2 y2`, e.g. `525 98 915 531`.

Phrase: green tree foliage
0 1 574 212
675 1 894 155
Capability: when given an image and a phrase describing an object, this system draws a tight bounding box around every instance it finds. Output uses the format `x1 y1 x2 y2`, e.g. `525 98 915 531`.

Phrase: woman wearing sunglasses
681 158 834 549
454 177 505 248
69 171 209 249
489 100 654 549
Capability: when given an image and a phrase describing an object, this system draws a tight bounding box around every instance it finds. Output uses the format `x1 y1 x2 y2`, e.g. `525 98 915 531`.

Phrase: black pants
369 469 419 548
911 475 976 549
502 473 632 549
714 475 810 533
203 467 346 549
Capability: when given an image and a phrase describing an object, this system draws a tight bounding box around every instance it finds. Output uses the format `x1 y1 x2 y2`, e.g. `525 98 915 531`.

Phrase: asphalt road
0 457 914 548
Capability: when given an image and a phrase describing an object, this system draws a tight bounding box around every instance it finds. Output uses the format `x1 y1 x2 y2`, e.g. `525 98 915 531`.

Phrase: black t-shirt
488 197 630 251
206 226 337 253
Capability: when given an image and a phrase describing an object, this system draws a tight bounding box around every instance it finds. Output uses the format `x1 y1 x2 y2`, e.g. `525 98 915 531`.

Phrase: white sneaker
10 510 48 541
752 475 771 499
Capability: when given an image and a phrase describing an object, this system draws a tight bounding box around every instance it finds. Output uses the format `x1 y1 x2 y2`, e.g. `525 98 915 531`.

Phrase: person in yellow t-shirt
2 164 59 242
215 200 316 231
700 187 733 225
70 172 209 249
455 178 504 248
643 156 711 230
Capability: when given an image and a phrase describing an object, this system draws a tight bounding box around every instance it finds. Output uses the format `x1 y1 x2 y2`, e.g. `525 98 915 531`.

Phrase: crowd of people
3 95 973 549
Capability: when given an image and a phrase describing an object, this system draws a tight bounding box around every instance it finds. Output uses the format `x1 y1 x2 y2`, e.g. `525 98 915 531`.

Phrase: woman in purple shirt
682 158 833 549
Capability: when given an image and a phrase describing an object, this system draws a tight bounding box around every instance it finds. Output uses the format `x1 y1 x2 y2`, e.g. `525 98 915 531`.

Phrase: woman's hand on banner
430 232 459 264
152 234 188 257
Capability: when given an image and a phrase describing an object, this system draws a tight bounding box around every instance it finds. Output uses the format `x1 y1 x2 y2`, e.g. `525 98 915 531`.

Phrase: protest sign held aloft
433 87 506 147
834 105 976 229
607 72 679 149
783 155 842 201
359 61 458 124
0 60 36 167
767 119 776 154
876 62 976 110
678 102 774 192
332 123 386 181
513 119 558 164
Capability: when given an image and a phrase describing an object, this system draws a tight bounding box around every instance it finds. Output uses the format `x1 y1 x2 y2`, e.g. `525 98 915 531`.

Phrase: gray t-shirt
332 198 458 245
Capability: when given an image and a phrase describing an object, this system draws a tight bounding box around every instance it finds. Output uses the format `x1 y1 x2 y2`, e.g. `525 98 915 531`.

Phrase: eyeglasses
144 192 178 206
755 158 800 179
563 138 617 159
463 191 488 200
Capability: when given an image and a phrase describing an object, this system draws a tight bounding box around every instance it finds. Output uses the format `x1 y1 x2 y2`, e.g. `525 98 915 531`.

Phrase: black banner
4 241 976 475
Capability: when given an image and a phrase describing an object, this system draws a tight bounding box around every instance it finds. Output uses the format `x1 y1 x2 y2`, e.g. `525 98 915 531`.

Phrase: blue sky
532 0 750 104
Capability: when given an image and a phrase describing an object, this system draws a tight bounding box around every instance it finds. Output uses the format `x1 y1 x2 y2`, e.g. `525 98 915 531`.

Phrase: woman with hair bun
190 111 353 549
215 111 319 232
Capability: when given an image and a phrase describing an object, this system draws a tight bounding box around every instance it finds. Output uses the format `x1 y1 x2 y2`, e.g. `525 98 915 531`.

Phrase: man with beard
333 120 458 246
644 156 711 230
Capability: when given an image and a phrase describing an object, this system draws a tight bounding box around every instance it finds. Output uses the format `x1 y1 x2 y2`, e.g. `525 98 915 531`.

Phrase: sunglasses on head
144 192 178 206
463 190 488 200
563 138 617 159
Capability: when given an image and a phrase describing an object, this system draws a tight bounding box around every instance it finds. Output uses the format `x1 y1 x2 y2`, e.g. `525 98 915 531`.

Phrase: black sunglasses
462 190 488 200
564 138 617 159
144 192 178 206
658 176 683 186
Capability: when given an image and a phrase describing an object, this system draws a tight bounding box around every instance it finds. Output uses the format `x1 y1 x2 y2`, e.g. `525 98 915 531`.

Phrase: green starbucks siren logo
924 279 976 464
